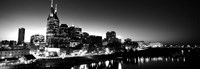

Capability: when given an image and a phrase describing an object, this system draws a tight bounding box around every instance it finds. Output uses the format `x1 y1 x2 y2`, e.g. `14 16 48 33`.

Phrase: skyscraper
68 26 82 40
18 28 25 44
88 35 102 46
46 0 60 47
45 0 84 48
59 24 68 37
106 31 121 43
30 34 45 46
106 31 116 40
58 24 70 48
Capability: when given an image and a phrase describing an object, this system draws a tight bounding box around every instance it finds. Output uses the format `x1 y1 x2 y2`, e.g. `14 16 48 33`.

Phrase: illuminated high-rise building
30 34 45 46
106 31 116 40
18 28 25 44
58 24 68 37
106 31 121 43
46 0 60 47
68 26 82 40
88 35 102 46
57 24 70 48
81 32 90 44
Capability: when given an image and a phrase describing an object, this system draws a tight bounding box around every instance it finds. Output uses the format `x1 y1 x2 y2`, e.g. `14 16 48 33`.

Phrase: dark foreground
1 48 200 69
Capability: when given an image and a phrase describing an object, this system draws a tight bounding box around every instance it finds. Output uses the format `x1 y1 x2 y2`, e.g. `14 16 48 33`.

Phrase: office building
46 0 60 47
18 28 25 45
88 35 102 46
30 34 45 46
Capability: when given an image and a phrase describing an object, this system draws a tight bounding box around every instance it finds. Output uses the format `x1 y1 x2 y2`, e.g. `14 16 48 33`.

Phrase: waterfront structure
135 41 148 49
44 47 61 57
148 42 163 48
18 28 25 45
0 49 30 59
123 38 139 50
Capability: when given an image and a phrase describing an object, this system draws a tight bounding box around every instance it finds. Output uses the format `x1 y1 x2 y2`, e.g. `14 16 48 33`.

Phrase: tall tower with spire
46 0 60 47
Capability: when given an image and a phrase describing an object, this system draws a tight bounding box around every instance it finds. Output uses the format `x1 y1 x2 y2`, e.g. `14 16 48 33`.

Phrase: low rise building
148 42 163 48
0 49 30 59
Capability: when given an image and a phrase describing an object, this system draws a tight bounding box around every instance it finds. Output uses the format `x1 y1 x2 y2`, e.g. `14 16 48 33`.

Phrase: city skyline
0 0 199 45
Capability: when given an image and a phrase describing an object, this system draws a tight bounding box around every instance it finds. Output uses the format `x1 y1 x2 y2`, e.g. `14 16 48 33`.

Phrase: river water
2 48 200 69
69 48 200 69
71 56 191 69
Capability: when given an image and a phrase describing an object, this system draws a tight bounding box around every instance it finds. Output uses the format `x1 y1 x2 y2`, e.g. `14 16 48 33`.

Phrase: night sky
0 0 199 44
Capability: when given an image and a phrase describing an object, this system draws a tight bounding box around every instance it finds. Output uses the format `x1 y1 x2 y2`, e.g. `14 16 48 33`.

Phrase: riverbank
1 47 200 69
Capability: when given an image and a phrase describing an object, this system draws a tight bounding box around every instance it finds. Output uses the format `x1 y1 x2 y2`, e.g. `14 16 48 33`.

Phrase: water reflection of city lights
111 60 114 64
91 63 96 67
140 57 144 64
98 62 101 65
79 64 88 69
188 50 190 52
181 50 184 54
118 62 122 69
134 58 137 63
166 58 169 61
145 58 150 62
183 57 186 62
120 61 123 64
177 58 179 61
152 57 157 61
135 56 186 64
105 60 109 67
46 56 187 69
158 57 163 61
171 58 174 62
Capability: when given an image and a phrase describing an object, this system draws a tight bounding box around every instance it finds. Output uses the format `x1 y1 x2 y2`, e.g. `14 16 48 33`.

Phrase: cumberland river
2 48 200 69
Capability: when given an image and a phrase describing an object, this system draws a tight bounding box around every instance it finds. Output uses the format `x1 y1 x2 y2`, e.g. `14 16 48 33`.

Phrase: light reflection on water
4 48 199 69
70 56 186 69
118 62 122 69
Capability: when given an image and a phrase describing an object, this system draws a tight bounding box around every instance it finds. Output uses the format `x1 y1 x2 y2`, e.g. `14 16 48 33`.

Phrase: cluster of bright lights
71 60 117 69
164 44 200 48
136 57 186 64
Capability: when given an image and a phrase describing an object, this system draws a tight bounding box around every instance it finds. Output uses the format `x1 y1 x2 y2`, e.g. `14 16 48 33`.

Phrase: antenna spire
51 0 53 8
55 4 57 13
